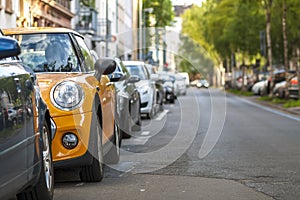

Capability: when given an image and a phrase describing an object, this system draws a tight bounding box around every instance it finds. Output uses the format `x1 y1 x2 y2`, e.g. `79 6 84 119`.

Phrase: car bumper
51 112 94 167
140 93 153 114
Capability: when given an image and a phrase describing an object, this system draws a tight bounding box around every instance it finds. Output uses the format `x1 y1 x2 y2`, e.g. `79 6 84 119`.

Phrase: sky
171 0 206 6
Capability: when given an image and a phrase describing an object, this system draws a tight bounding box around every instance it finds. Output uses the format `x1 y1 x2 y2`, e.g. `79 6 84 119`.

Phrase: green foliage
226 89 253 96
143 0 174 27
283 100 300 108
177 34 214 77
180 0 300 70
80 0 95 8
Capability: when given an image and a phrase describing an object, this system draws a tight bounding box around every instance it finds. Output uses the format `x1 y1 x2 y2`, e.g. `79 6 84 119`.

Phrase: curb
240 96 300 117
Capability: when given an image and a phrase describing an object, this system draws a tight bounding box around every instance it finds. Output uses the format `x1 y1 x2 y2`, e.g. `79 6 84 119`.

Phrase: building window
5 0 13 14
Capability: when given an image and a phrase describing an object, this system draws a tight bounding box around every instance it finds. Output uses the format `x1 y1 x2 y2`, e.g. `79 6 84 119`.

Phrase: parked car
113 58 142 138
288 75 299 99
273 81 287 99
196 79 210 88
178 72 190 87
123 61 157 119
145 64 165 111
4 27 120 182
174 73 187 95
157 72 177 104
0 34 54 199
252 79 268 95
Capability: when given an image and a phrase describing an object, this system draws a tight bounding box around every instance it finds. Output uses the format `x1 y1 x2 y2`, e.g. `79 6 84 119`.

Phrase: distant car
196 79 210 88
273 81 287 99
4 27 120 182
190 79 199 87
174 73 187 95
288 76 299 99
145 64 165 111
0 34 54 200
157 72 177 104
178 72 190 87
123 61 157 119
252 80 268 95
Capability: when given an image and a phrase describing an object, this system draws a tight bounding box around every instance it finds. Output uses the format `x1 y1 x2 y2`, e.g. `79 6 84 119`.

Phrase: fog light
62 133 78 149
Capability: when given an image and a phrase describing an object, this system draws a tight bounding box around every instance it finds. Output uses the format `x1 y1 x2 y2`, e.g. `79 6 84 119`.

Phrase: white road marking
141 131 150 136
155 109 169 121
122 136 151 146
238 97 300 122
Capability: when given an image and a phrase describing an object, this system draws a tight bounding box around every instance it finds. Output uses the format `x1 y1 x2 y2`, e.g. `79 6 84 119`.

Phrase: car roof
122 61 145 65
3 27 82 37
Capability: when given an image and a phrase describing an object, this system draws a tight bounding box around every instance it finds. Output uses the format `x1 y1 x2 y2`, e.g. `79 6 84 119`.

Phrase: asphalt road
54 88 300 200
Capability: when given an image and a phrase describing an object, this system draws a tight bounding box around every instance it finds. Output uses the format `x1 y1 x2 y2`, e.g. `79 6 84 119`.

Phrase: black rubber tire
169 98 175 104
132 110 142 132
121 130 132 139
104 123 120 164
80 103 104 182
17 121 54 200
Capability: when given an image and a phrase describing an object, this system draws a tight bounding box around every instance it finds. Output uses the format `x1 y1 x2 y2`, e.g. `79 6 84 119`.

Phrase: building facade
0 0 18 28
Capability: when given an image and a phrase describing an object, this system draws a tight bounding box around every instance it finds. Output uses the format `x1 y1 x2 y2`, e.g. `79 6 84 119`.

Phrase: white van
178 72 190 87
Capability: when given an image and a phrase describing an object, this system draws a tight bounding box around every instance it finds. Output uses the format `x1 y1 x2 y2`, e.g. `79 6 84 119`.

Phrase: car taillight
290 78 298 85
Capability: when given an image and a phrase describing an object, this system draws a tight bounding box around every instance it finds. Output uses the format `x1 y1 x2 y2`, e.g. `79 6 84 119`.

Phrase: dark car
113 58 142 138
157 72 177 104
0 34 54 199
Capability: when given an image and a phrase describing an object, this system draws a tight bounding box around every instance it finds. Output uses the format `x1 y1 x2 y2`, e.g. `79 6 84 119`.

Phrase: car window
74 35 94 72
125 64 148 80
11 33 80 73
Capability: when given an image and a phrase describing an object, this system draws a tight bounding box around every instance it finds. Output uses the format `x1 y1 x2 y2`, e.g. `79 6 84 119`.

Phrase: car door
0 58 35 197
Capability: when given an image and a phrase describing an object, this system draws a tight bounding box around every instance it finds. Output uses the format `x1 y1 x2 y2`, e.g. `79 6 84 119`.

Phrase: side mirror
127 75 140 84
94 57 116 80
0 37 21 59
110 72 125 82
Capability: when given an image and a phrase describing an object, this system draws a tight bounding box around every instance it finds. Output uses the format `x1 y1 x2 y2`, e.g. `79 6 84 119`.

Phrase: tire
80 103 104 182
147 104 156 119
17 121 54 200
121 130 132 139
104 123 120 164
132 110 142 132
169 98 175 104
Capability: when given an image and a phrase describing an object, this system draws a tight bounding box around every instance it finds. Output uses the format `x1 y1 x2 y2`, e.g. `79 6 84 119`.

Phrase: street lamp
142 8 153 60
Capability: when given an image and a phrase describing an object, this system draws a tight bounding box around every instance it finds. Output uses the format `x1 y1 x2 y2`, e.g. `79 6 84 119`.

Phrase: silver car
123 61 157 119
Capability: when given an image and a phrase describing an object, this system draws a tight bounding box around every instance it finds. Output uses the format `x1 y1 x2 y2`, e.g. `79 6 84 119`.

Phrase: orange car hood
36 73 83 88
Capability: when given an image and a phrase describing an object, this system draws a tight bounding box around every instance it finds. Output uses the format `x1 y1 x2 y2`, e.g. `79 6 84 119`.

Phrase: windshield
125 64 148 80
11 33 80 73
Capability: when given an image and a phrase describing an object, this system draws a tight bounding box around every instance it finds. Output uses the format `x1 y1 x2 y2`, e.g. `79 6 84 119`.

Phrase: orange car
4 27 121 182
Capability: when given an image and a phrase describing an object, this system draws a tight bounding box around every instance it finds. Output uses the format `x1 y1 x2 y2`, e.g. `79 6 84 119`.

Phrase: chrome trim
50 81 85 111
50 118 57 140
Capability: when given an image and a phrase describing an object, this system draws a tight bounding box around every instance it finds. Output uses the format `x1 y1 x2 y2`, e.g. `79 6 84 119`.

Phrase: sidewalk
243 95 300 117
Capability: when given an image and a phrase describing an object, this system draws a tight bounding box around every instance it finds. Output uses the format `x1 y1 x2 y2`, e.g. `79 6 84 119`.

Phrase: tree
143 0 174 62
177 34 214 78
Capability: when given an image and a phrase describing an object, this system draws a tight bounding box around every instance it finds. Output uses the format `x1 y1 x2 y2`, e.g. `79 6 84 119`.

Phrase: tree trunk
265 0 273 96
282 0 289 99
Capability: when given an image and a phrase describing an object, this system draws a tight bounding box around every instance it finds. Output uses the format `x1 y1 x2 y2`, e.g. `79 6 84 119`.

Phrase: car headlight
139 86 149 95
51 81 84 111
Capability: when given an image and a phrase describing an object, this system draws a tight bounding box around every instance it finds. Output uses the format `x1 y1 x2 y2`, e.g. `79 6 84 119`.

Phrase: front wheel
80 104 104 182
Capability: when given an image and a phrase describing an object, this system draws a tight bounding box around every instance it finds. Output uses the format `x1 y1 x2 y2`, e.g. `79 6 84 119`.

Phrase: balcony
75 6 97 35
